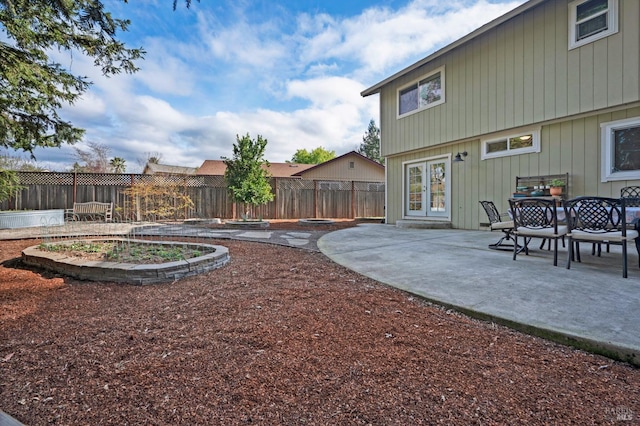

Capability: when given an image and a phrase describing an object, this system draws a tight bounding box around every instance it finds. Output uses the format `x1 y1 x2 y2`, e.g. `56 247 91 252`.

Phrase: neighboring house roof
143 163 198 175
361 0 545 97
292 151 384 182
196 160 315 178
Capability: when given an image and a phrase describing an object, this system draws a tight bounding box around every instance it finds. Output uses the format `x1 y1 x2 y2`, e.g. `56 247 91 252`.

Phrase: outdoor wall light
453 151 468 162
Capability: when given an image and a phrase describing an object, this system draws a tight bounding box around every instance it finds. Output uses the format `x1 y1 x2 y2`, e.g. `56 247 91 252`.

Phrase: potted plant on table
549 179 565 196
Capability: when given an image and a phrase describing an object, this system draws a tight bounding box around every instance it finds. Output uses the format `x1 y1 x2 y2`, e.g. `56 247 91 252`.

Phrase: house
195 160 315 177
291 151 384 183
142 162 198 175
361 0 640 229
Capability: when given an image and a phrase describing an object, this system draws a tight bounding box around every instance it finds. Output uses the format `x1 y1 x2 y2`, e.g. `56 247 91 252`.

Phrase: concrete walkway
318 224 640 366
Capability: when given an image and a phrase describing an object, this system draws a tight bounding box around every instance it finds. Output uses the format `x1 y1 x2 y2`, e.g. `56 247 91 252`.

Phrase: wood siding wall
379 0 640 157
385 106 640 227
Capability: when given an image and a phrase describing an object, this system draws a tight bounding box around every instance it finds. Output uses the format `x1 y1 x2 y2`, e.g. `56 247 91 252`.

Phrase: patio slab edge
423 297 639 367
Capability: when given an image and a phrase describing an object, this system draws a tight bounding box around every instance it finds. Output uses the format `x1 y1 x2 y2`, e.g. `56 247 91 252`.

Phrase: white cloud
36 0 525 172
297 0 524 78
134 38 196 96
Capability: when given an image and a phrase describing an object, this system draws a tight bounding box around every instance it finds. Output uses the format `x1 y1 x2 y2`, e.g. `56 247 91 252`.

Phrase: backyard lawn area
1 225 639 424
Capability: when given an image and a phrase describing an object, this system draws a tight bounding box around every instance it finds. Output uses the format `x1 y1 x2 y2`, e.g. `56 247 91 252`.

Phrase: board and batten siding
379 0 640 158
385 106 640 228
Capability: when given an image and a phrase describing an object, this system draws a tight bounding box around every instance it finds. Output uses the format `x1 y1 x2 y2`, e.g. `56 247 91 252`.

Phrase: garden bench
65 202 113 222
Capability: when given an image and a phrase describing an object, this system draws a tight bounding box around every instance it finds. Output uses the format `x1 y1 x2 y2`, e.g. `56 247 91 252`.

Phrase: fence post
274 178 278 220
352 181 356 219
72 172 77 204
314 180 318 218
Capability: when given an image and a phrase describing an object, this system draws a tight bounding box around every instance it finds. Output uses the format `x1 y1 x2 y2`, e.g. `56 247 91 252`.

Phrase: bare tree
137 151 164 169
72 142 111 173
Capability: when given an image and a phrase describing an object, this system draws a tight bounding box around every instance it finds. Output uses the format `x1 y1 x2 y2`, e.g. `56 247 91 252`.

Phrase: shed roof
143 163 198 175
196 160 315 177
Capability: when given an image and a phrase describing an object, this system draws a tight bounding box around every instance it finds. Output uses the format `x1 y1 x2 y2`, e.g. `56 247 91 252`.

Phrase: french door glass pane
408 165 423 211
429 162 446 213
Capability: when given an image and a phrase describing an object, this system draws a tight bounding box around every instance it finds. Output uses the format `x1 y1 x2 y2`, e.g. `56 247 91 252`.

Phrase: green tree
0 0 196 156
290 146 336 164
0 168 22 203
223 133 274 219
110 157 126 173
358 119 384 165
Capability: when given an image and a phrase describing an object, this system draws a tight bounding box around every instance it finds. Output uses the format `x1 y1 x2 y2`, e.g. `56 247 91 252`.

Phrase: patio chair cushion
569 229 639 242
490 220 514 231
515 225 568 238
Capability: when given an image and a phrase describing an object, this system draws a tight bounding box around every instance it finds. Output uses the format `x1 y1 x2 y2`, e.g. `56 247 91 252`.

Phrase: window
568 0 618 49
601 117 640 181
481 129 541 160
398 67 445 117
348 161 355 169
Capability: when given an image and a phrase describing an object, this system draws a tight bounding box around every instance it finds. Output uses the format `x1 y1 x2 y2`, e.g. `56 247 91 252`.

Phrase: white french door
405 157 450 218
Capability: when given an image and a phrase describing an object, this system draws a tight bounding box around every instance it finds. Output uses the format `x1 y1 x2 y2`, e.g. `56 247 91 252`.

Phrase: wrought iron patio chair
563 196 639 278
479 201 517 251
620 187 640 260
509 198 568 266
621 186 640 202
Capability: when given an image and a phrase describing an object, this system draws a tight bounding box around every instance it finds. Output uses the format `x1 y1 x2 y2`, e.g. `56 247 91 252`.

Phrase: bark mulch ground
1 220 639 425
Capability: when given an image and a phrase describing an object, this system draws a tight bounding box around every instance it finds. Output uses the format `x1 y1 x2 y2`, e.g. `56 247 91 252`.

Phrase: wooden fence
1 172 385 220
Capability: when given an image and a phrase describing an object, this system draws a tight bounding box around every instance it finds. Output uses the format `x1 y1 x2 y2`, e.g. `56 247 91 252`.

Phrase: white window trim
600 116 640 182
481 128 541 160
568 0 618 50
397 66 446 119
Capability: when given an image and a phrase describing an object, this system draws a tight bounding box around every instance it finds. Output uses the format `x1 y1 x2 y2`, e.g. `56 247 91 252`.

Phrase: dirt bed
1 221 639 425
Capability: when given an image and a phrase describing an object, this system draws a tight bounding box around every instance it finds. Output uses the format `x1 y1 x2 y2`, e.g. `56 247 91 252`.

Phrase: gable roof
291 151 384 177
143 162 198 175
196 160 315 178
361 0 545 97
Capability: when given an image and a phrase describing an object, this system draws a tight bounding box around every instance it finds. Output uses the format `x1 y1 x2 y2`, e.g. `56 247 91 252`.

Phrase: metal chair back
563 196 637 278
621 186 640 207
509 198 558 231
563 196 624 234
479 200 502 225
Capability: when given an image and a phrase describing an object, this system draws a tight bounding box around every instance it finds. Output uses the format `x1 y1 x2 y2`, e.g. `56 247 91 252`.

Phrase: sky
24 0 526 172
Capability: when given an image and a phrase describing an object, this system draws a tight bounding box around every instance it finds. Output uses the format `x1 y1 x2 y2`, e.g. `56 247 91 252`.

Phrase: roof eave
360 0 545 97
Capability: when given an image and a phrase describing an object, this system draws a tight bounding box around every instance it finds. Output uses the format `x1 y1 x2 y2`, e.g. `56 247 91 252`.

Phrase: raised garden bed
21 238 229 285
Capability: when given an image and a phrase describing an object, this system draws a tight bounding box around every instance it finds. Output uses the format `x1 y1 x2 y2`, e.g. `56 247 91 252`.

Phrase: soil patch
37 240 214 264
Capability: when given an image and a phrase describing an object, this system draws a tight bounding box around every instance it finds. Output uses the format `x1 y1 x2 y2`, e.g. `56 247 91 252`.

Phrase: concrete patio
318 224 640 366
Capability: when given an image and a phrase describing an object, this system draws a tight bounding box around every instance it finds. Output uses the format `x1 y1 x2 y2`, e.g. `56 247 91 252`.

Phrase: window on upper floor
481 128 541 160
568 0 618 50
397 66 445 118
601 117 640 181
